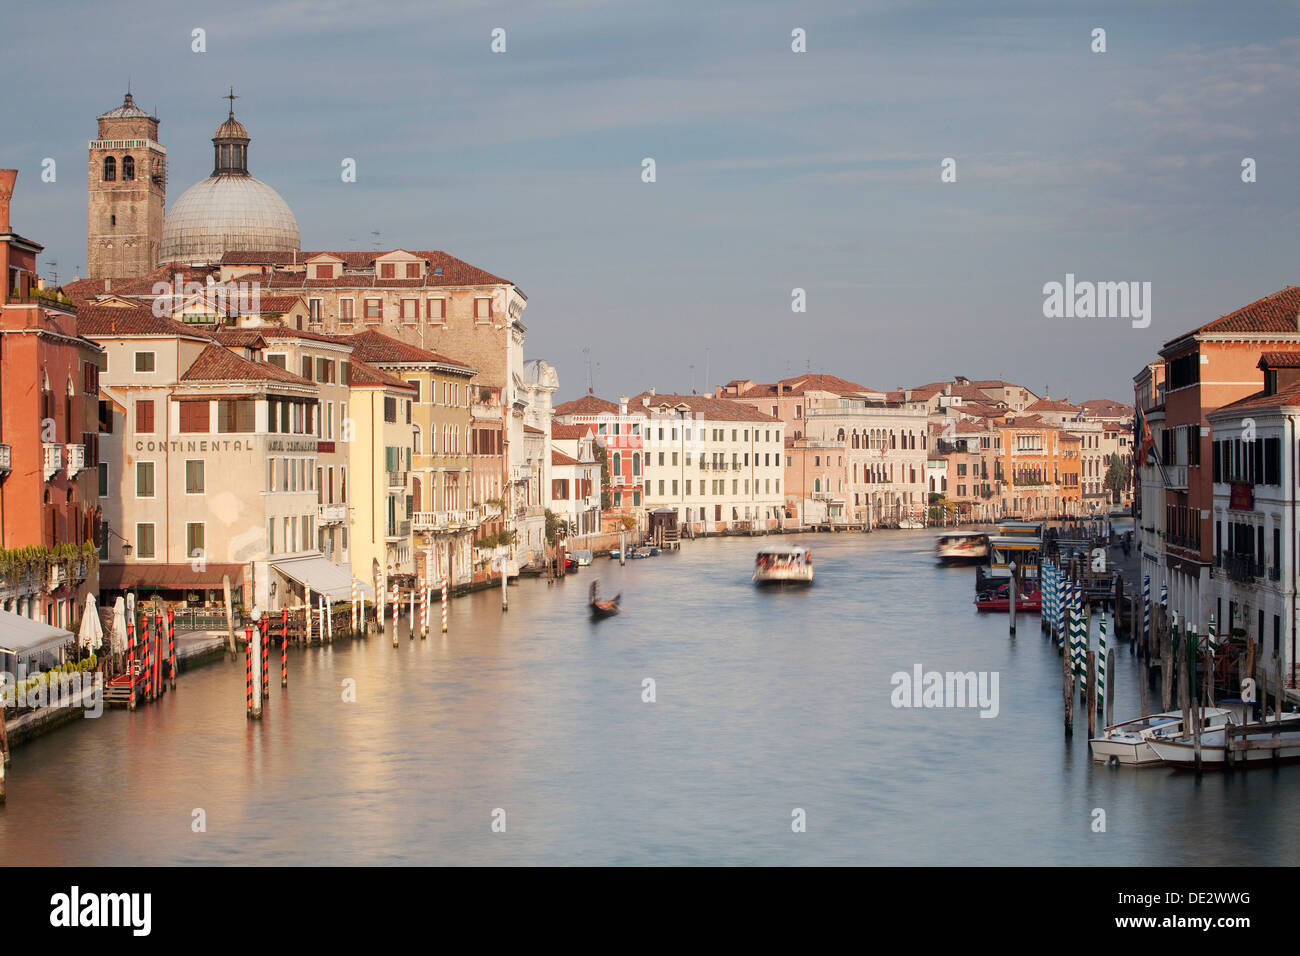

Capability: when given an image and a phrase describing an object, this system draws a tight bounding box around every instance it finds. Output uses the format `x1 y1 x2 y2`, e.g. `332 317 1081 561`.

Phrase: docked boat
936 531 990 565
1090 708 1237 766
897 517 925 530
973 579 1041 612
1147 713 1300 769
572 550 594 567
753 546 814 585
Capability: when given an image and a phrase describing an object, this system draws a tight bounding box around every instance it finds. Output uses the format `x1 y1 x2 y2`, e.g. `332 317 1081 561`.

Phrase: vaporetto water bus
753 546 814 585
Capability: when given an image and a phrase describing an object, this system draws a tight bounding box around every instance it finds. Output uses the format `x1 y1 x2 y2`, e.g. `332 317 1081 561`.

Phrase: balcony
1222 553 1264 584
0 443 9 477
386 470 407 490
511 464 532 483
1163 464 1187 490
65 443 85 478
471 402 499 420
42 443 62 480
412 507 484 533
386 519 411 540
318 503 347 523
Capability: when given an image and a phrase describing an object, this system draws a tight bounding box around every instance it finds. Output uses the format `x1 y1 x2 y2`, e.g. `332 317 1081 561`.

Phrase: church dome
159 100 299 264
161 175 299 263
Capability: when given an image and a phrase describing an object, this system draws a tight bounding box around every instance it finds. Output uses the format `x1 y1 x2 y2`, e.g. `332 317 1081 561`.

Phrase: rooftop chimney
619 395 629 415
0 169 16 233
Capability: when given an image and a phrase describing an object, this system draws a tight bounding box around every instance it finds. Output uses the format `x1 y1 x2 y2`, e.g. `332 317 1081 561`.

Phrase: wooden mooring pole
1086 650 1097 738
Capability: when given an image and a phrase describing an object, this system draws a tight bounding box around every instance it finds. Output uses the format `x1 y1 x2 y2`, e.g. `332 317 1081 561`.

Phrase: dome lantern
213 88 250 175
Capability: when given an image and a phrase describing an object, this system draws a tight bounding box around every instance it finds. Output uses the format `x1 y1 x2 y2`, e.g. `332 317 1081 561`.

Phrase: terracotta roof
180 344 314 385
341 329 473 371
1215 384 1300 414
1026 398 1081 414
249 326 351 346
632 392 780 423
212 329 266 348
551 449 580 467
65 262 221 302
1167 287 1300 346
347 359 416 391
524 424 545 435
250 295 305 314
230 249 511 288
1258 352 1300 369
733 373 878 399
77 305 209 339
1078 398 1135 416
551 423 595 440
554 394 620 416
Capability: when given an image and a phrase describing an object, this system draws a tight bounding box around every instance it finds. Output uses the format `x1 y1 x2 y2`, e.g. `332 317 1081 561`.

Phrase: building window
384 397 397 423
122 155 135 180
136 462 156 498
135 399 155 433
134 351 155 373
185 459 205 494
340 298 355 321
98 462 109 498
427 298 445 321
217 399 256 433
178 401 209 433
401 299 418 321
186 523 205 558
103 156 116 181
135 523 155 559
380 262 396 278
474 297 492 319
364 298 383 320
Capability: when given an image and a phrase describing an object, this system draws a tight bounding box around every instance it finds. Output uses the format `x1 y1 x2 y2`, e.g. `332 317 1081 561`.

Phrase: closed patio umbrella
78 593 104 653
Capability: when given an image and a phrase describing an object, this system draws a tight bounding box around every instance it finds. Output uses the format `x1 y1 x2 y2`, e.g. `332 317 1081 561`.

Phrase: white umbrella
78 593 104 652
110 597 127 658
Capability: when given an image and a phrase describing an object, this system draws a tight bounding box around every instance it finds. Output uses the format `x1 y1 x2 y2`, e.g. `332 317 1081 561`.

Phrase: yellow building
345 360 416 596
344 330 482 587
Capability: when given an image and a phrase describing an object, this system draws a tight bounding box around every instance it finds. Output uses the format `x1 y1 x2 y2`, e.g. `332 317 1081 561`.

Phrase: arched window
814 478 822 492
612 453 621 477
122 156 135 180
837 428 845 442
412 425 421 455
103 156 116 181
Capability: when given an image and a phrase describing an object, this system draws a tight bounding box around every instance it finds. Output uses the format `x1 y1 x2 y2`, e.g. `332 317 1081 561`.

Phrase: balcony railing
1222 553 1264 584
42 443 61 480
511 464 532 483
65 443 85 478
386 519 411 540
412 507 484 533
386 470 407 489
1163 464 1187 490
0 443 9 477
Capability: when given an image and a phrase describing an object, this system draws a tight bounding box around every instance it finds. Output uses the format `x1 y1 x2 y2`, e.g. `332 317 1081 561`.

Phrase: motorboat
1090 708 1236 766
898 517 925 530
1147 713 1300 769
936 531 990 565
753 546 814 585
973 579 1041 612
572 550 594 566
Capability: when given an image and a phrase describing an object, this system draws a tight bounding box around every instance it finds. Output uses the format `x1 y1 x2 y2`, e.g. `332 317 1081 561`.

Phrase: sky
3 0 1299 405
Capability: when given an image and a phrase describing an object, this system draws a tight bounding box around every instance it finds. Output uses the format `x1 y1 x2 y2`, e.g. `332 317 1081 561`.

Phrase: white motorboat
753 546 814 585
898 517 925 530
1090 708 1236 766
1147 713 1300 770
935 531 990 565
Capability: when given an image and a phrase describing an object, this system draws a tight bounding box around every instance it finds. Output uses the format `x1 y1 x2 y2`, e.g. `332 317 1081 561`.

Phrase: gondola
589 582 622 618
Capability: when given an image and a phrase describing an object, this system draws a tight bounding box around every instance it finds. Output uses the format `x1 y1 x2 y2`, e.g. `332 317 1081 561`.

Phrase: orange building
994 416 1080 518
1152 286 1300 628
0 170 104 626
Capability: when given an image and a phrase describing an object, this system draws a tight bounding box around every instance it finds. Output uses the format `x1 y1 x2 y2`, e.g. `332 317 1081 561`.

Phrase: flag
1136 406 1155 467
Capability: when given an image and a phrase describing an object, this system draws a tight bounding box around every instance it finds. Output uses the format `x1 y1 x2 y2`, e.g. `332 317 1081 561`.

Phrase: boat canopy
757 546 809 557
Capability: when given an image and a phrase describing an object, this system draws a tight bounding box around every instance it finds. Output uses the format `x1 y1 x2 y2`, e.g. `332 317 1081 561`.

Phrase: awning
98 563 246 591
0 610 76 663
271 556 371 603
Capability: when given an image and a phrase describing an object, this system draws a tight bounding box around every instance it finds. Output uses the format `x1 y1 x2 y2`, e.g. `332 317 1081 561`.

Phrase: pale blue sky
4 0 1298 403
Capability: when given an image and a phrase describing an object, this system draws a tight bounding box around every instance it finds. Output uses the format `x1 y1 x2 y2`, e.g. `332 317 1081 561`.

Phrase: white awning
271 556 372 603
0 610 76 662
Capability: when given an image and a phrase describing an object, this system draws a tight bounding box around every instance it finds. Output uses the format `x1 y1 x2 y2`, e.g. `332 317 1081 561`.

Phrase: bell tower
87 92 166 280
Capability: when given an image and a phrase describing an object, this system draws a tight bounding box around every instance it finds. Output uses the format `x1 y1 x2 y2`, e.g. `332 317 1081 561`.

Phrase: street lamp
102 526 132 558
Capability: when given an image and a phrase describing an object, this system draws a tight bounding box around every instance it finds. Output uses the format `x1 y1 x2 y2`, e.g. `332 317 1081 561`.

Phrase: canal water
4 531 1299 865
